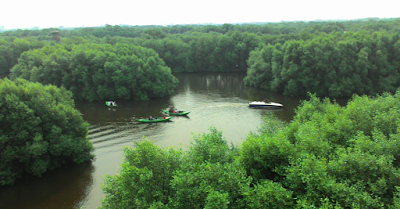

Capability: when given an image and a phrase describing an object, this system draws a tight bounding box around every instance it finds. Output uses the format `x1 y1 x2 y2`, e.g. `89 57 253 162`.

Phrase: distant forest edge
244 31 400 97
1 17 400 100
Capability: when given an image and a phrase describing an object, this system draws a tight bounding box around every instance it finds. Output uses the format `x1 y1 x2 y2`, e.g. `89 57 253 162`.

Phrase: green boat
162 109 190 116
106 101 118 107
136 116 172 123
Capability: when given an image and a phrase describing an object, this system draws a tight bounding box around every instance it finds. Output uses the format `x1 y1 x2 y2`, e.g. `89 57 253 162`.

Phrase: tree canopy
0 78 94 185
0 37 47 75
3 18 400 98
10 43 178 101
244 31 400 97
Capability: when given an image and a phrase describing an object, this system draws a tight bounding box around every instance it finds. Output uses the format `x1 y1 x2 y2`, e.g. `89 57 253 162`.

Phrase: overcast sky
2 0 399 29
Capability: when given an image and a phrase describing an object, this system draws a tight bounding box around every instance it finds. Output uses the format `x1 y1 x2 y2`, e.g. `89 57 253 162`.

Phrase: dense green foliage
116 31 261 72
2 18 400 98
10 43 178 101
0 37 47 75
0 78 94 185
244 31 400 97
101 127 293 209
2 18 399 75
101 92 400 208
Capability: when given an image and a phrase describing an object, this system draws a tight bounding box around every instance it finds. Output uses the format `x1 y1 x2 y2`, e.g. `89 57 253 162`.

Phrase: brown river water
0 72 348 209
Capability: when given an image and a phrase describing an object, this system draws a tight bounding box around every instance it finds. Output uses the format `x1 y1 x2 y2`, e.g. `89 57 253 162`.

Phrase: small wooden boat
162 109 190 116
106 101 118 107
248 101 283 108
136 116 172 123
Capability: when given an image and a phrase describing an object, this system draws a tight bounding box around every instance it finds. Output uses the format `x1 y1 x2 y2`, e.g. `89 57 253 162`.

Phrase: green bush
101 140 182 208
0 78 94 185
282 92 400 208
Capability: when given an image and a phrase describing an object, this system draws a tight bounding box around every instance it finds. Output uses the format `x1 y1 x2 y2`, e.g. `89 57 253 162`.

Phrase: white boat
248 101 283 108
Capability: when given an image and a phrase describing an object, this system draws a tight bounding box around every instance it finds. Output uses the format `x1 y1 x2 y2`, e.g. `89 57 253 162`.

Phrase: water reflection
177 72 245 98
0 161 94 209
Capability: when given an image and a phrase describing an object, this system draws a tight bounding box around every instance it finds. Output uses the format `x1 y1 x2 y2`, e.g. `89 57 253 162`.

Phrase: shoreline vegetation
101 92 400 208
0 78 94 186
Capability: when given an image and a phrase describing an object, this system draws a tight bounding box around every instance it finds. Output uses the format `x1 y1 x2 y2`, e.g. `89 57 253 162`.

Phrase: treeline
244 31 400 97
101 92 400 208
54 31 314 73
0 78 94 185
2 18 400 39
1 31 264 74
2 18 400 99
10 43 178 101
3 18 400 75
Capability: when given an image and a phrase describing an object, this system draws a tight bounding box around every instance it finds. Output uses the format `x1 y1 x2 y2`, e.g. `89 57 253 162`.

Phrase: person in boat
169 107 174 113
263 98 270 103
154 116 158 120
163 116 166 119
148 116 152 120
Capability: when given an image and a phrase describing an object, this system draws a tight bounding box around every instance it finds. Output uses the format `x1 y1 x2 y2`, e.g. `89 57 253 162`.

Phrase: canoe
136 117 172 123
162 109 190 116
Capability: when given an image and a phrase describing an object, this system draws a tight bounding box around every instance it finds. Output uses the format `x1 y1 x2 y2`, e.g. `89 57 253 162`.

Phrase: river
0 72 331 209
